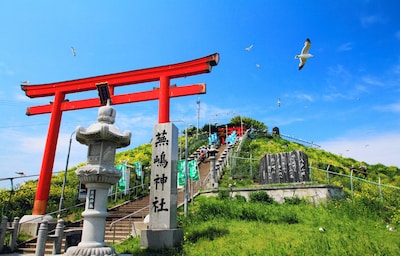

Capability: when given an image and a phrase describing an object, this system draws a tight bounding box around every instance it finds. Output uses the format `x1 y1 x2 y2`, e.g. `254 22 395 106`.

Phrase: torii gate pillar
159 76 170 123
22 53 219 215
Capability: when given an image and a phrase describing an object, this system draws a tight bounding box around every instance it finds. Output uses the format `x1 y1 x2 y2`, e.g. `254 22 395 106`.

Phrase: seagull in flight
15 171 26 176
71 47 76 57
295 38 313 70
245 44 254 51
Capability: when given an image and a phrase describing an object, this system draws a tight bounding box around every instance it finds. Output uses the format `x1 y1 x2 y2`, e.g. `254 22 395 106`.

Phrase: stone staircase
15 143 230 255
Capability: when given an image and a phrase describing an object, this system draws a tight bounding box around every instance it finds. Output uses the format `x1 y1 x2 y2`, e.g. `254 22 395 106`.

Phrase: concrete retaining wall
200 184 344 205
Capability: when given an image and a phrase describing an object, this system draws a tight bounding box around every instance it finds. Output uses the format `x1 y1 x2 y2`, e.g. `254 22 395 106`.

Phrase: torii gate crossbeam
22 53 219 215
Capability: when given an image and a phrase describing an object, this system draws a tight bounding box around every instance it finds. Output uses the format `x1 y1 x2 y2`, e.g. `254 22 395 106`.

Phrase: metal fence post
350 168 354 201
378 176 383 204
326 165 331 185
250 153 253 177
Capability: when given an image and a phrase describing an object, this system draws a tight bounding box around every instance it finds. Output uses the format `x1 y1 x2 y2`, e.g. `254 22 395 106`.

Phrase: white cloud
296 93 314 102
0 62 15 76
362 76 384 86
373 102 400 113
360 14 385 27
337 42 353 52
395 31 400 41
320 132 400 167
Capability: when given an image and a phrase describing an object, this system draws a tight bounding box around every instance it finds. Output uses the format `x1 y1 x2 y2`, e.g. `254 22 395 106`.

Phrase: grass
113 194 400 255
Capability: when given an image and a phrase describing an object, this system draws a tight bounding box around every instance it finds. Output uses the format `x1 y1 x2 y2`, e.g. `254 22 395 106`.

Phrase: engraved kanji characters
153 151 168 168
155 129 169 147
154 173 168 191
152 197 168 213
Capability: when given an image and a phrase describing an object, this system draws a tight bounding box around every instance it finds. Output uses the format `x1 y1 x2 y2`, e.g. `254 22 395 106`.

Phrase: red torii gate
22 53 219 215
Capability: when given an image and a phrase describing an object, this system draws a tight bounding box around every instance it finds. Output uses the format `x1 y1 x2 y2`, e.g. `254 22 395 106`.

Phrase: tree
231 116 267 131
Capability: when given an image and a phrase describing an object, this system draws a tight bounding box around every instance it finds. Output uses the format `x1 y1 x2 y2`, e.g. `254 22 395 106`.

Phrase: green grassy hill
113 131 400 255
2 119 400 255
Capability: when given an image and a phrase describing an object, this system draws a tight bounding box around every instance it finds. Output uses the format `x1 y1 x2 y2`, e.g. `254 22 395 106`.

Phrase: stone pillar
65 102 131 256
140 123 183 249
35 221 48 256
0 216 7 252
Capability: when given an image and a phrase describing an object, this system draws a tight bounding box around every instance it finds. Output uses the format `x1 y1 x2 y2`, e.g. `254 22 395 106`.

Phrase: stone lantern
65 102 131 256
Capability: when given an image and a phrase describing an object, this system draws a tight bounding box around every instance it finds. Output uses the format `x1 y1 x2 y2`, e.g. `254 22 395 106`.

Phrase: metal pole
350 168 354 201
326 164 331 185
58 130 75 218
240 115 243 136
184 125 189 217
378 176 383 203
196 97 200 139
250 153 253 177
225 124 228 145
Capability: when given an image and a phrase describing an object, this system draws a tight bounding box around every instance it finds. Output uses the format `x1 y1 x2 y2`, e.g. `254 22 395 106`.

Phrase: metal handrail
109 205 149 243
107 183 149 202
19 202 85 224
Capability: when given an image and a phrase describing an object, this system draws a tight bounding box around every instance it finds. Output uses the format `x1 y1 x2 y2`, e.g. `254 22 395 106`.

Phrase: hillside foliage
1 116 400 228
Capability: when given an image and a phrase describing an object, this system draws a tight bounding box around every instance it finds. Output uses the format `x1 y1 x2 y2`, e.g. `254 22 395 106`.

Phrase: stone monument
140 122 183 249
65 102 131 256
259 150 309 184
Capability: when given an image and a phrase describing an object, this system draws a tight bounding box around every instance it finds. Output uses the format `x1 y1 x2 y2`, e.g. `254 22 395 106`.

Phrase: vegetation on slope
1 116 400 254
114 193 400 255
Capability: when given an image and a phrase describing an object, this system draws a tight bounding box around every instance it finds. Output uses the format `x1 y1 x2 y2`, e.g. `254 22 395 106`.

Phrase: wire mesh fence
227 154 400 209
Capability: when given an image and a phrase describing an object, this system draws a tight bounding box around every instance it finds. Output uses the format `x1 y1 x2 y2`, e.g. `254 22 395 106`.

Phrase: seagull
255 63 261 68
15 171 26 176
295 38 313 70
245 44 254 51
71 47 76 57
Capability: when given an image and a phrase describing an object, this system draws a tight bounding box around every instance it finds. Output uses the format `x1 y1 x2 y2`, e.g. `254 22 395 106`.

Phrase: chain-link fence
227 154 400 209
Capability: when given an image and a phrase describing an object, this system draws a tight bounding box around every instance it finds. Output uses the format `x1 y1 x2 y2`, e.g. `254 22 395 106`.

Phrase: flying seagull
15 171 26 176
71 47 76 57
245 44 254 51
295 38 313 70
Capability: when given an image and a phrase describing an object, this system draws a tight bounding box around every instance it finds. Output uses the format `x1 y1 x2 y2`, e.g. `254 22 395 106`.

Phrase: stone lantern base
64 245 116 256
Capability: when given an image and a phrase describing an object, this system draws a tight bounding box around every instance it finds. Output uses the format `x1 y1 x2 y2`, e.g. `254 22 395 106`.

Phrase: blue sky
1 0 400 187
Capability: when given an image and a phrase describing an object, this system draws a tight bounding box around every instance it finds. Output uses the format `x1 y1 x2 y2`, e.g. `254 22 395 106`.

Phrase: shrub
217 189 230 200
249 191 276 204
283 196 308 205
281 211 299 224
234 194 247 202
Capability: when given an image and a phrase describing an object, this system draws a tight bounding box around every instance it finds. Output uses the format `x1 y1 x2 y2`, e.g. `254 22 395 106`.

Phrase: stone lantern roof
74 102 131 185
75 103 131 147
